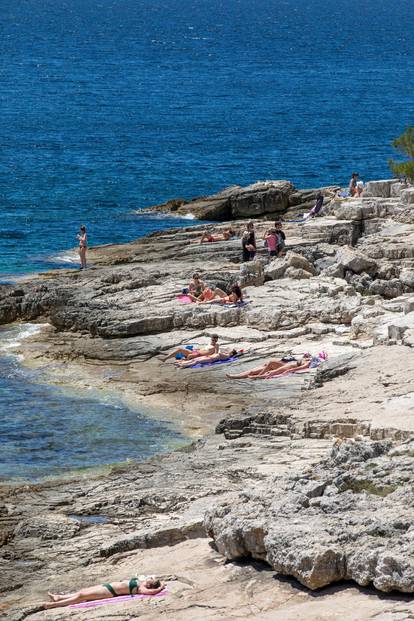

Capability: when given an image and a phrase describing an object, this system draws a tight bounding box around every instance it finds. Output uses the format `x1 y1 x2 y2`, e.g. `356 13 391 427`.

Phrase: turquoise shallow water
0 326 185 482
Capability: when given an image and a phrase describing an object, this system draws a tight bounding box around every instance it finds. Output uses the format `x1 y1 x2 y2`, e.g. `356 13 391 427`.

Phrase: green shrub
388 126 414 181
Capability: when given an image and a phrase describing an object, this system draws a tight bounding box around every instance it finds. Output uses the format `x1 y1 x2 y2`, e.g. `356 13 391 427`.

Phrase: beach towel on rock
189 355 240 368
69 590 168 609
226 300 252 308
177 294 193 304
266 352 328 379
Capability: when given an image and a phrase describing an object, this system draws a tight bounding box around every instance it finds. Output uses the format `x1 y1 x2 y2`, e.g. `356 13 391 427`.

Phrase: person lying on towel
42 577 164 609
197 284 243 305
162 334 219 362
191 228 235 244
226 352 327 379
176 348 239 368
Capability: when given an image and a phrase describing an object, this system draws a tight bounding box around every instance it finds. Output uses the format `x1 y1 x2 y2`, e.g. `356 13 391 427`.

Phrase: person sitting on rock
42 577 165 609
242 222 256 261
176 348 239 368
194 229 235 244
348 172 359 196
162 334 219 362
226 354 313 379
356 180 364 197
187 272 206 301
198 284 243 304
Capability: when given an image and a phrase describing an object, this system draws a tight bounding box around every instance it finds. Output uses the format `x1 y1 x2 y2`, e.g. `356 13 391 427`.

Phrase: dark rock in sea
145 181 339 220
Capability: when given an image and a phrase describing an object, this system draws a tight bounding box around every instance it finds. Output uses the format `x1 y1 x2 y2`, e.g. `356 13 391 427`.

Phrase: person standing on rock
77 225 87 270
274 221 286 255
264 228 278 257
242 222 256 261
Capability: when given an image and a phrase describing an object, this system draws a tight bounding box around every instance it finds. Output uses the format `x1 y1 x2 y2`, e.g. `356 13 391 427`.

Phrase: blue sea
1 0 414 479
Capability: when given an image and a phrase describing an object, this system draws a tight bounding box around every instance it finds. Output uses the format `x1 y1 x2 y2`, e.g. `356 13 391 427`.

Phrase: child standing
265 228 278 257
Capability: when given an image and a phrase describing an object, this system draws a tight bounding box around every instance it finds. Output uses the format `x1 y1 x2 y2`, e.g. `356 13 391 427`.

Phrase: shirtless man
163 334 219 362
176 348 238 368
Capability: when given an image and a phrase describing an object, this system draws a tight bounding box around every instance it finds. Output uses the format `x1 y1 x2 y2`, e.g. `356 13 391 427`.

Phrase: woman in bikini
77 225 87 270
187 273 206 301
194 229 235 244
42 577 164 609
226 354 312 379
162 334 219 362
199 284 243 305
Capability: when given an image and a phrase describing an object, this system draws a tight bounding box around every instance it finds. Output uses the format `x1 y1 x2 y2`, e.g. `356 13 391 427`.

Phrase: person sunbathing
162 334 219 361
176 348 238 368
197 286 217 302
187 272 206 301
42 577 164 609
226 354 312 379
193 229 235 244
198 284 243 305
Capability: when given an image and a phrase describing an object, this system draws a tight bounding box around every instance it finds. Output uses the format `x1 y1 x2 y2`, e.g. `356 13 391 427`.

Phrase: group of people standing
242 220 286 262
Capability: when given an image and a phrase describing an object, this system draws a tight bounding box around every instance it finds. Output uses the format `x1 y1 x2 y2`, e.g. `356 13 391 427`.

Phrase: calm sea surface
1 0 413 479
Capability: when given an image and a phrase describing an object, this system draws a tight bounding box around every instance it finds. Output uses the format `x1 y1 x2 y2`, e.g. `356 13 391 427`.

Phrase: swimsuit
102 578 139 597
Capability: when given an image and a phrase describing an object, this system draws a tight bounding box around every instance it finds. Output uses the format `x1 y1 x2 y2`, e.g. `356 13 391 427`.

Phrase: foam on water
49 252 79 264
0 323 44 352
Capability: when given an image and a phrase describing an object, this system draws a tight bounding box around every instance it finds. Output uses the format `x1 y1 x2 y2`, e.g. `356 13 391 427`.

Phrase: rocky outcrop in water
144 180 339 220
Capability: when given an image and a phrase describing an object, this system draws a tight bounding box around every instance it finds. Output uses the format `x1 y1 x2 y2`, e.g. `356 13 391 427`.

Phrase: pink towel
177 294 193 304
69 590 168 609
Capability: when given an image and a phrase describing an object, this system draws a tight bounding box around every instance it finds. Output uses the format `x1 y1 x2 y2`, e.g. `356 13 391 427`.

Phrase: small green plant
388 126 414 181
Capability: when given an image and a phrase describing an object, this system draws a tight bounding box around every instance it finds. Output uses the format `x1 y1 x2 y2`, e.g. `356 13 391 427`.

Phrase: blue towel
226 300 252 308
175 345 194 360
190 356 239 369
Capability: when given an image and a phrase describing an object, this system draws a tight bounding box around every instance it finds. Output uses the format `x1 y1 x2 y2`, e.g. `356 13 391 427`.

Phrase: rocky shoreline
3 178 414 620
